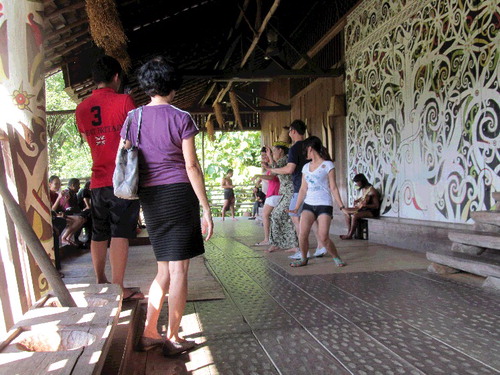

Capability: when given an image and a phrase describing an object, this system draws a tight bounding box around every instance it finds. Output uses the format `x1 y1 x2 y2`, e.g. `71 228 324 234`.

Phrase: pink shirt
266 171 280 197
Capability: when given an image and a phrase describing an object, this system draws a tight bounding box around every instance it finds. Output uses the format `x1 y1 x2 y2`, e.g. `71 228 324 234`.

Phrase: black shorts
302 203 333 219
224 188 235 200
91 186 140 241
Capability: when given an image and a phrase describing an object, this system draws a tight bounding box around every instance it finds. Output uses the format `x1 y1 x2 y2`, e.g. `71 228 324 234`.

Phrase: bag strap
123 111 133 145
123 106 144 147
136 106 144 147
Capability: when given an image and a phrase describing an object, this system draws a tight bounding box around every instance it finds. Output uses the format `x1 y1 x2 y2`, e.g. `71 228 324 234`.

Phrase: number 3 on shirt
91 106 102 126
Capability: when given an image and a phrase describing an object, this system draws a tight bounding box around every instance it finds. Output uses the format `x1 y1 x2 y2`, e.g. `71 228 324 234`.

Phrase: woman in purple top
121 56 213 355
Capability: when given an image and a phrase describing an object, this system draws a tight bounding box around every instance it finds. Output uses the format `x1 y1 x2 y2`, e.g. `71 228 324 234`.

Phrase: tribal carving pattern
345 0 500 222
0 0 50 301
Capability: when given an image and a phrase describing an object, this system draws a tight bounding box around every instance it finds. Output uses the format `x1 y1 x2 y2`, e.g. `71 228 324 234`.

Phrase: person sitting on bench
340 173 380 240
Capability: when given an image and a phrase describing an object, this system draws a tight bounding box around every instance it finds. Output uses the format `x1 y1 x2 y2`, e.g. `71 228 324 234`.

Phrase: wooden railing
206 184 255 216
57 179 256 217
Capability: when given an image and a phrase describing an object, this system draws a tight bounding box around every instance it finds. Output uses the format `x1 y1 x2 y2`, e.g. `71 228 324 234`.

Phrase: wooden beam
188 105 290 114
45 18 88 41
292 0 366 69
46 110 75 116
45 28 89 50
240 0 280 68
293 18 346 70
183 68 343 80
45 39 89 59
44 2 85 20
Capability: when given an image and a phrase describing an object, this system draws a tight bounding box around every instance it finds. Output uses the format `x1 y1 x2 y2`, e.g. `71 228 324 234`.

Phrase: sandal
137 336 166 351
290 258 308 267
163 339 197 356
333 257 346 267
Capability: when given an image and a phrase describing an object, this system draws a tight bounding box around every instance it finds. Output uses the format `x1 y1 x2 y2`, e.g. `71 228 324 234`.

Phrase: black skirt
139 183 205 261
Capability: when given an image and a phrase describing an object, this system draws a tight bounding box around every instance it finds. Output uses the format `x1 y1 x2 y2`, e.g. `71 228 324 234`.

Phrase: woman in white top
288 136 347 267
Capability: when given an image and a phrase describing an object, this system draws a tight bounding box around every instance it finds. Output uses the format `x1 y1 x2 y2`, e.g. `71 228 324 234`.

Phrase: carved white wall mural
345 0 500 223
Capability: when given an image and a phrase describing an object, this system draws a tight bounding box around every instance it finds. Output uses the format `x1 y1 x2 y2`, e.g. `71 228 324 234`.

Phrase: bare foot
339 235 353 240
255 240 270 246
266 245 280 253
232 217 238 221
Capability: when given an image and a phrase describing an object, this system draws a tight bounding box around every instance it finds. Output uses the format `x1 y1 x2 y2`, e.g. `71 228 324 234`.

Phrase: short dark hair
137 56 182 97
92 55 122 84
353 173 371 188
261 147 267 153
49 175 59 183
289 120 306 135
68 178 80 188
273 144 289 155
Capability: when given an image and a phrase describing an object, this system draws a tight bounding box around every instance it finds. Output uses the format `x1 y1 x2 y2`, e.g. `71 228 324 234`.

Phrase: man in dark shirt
269 120 326 258
269 120 307 229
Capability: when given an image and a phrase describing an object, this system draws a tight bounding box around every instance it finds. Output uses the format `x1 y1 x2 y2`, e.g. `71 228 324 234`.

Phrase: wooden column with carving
0 0 53 323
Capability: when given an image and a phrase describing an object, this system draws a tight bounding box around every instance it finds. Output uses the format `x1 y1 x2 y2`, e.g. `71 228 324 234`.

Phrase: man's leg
222 199 229 220
91 240 109 283
108 194 143 299
230 197 237 220
109 237 129 288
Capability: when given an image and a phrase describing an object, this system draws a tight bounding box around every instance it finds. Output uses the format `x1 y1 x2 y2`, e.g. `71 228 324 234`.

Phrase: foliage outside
46 72 264 196
195 131 263 187
46 72 92 180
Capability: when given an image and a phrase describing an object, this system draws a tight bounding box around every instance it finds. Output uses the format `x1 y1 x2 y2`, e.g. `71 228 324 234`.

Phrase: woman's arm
51 194 62 211
254 174 275 181
328 169 346 211
182 136 213 240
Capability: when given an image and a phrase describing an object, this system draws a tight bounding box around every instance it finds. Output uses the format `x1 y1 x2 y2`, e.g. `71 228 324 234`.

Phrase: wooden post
0 0 58 313
0 160 76 307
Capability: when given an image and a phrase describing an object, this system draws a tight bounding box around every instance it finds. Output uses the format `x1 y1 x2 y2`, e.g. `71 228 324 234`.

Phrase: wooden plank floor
104 219 500 374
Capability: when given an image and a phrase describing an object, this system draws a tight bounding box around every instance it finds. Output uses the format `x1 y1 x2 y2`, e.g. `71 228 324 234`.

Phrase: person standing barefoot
221 169 237 221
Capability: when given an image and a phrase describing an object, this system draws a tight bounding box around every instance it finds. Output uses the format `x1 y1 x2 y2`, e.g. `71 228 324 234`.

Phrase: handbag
113 106 143 200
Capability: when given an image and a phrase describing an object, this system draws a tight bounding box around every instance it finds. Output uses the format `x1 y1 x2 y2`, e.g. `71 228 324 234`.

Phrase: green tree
195 130 262 187
46 72 92 179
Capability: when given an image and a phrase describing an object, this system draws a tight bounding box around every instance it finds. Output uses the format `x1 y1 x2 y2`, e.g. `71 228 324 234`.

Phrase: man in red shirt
76 56 143 301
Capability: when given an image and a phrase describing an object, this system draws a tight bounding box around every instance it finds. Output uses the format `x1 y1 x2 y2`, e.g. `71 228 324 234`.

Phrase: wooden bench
0 284 122 375
345 216 473 253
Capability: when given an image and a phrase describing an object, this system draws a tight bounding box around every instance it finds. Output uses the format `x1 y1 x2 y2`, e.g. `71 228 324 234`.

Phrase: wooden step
101 299 143 375
0 284 122 375
427 251 500 279
474 222 500 234
471 211 500 226
449 230 500 250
